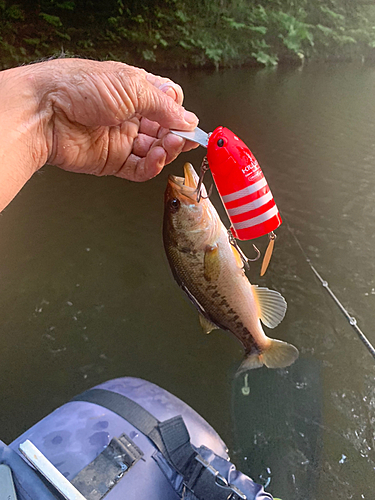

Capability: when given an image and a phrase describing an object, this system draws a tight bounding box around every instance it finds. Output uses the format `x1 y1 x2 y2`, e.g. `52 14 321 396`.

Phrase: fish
163 162 299 373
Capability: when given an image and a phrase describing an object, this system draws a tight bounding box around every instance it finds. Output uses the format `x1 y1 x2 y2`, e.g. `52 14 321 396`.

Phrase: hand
0 58 199 210
41 59 199 181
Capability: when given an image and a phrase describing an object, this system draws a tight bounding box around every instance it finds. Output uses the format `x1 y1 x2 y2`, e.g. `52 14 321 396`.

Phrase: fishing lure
171 126 281 275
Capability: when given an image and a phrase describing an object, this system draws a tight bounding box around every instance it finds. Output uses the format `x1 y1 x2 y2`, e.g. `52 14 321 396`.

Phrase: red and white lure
171 126 281 275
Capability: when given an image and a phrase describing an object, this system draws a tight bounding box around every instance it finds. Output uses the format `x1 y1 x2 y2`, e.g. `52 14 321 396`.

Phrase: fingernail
184 109 199 126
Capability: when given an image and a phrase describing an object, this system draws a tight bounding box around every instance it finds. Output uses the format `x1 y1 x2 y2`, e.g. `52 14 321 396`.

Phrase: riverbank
1 1 375 70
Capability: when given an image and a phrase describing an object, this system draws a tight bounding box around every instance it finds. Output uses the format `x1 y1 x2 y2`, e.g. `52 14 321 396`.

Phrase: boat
0 376 273 499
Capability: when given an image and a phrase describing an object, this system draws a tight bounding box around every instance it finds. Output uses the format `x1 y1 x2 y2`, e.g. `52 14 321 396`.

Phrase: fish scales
165 229 258 352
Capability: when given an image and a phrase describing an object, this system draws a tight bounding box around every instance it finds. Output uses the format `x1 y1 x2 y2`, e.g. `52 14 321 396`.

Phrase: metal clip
194 455 247 500
196 156 213 202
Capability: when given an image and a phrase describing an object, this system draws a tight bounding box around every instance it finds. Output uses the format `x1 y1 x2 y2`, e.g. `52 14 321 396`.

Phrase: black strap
71 388 245 500
72 389 164 450
158 416 197 472
71 388 194 472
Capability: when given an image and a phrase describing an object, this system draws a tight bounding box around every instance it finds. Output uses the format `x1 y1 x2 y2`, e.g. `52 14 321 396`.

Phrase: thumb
134 79 199 131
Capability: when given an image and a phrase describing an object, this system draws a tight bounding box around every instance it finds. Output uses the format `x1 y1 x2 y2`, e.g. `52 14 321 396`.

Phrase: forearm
0 65 50 212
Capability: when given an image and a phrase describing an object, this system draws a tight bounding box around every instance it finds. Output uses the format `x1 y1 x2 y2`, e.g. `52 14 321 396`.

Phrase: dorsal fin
252 286 287 328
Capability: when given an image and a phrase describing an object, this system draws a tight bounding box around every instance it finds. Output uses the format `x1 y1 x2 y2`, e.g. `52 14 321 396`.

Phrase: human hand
36 58 198 181
0 58 199 210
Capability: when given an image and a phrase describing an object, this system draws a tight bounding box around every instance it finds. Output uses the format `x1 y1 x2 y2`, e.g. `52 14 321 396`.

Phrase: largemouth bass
163 162 299 373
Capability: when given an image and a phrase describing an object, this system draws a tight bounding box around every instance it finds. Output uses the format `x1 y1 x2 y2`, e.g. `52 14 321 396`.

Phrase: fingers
132 133 157 157
133 77 198 131
161 133 186 164
159 83 182 104
114 131 197 182
116 147 167 182
182 139 199 153
132 67 198 130
145 72 184 106
138 117 160 137
132 132 184 164
136 116 199 157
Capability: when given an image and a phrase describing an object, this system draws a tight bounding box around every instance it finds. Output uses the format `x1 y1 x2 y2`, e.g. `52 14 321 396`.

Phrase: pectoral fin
252 286 287 328
204 244 221 281
230 244 244 269
199 314 218 334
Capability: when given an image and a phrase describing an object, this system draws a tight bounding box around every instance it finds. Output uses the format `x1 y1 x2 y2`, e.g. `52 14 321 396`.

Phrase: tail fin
237 339 299 375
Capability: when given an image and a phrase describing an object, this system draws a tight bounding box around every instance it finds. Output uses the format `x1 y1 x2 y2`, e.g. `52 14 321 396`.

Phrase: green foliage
142 49 156 62
1 0 375 69
55 1 75 10
39 13 62 27
5 4 24 20
253 50 278 66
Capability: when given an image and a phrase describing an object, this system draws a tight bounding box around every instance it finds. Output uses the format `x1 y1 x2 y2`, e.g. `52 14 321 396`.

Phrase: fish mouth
168 163 205 200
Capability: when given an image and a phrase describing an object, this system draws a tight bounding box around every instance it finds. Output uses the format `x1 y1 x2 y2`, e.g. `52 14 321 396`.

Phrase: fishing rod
288 225 375 360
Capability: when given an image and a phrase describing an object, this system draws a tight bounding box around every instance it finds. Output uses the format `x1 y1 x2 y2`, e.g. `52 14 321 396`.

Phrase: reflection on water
1 63 375 499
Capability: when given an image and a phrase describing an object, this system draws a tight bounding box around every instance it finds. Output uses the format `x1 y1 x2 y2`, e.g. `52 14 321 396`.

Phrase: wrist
0 63 52 210
0 64 52 171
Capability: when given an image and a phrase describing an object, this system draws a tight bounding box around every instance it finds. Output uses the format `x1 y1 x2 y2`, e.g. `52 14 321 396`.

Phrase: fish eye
170 198 180 212
217 138 224 147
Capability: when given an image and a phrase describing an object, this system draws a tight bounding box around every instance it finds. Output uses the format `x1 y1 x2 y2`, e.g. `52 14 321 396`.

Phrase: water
1 63 375 499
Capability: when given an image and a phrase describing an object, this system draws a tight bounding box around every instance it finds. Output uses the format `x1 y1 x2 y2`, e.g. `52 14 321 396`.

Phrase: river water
1 63 375 499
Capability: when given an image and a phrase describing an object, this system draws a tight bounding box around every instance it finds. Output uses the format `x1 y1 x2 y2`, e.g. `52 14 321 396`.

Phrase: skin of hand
0 58 199 211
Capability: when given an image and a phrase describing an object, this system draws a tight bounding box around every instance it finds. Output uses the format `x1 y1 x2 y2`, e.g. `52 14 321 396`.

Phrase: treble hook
196 156 213 203
228 230 261 269
248 243 261 261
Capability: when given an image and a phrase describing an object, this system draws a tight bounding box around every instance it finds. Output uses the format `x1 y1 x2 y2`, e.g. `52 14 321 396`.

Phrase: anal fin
199 314 219 334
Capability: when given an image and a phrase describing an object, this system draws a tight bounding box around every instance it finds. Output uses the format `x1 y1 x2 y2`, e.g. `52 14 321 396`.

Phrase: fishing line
286 222 375 360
